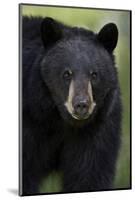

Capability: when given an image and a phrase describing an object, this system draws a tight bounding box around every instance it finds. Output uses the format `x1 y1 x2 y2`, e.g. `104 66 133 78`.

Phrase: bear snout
73 97 90 118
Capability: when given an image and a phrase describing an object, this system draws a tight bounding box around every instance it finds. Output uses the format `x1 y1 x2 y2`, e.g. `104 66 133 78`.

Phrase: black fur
22 16 121 195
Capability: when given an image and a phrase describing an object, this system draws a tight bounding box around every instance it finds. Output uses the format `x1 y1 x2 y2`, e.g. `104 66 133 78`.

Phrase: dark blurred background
22 4 131 193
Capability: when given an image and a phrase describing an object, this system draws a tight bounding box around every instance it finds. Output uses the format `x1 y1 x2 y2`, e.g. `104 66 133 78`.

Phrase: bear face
40 18 118 126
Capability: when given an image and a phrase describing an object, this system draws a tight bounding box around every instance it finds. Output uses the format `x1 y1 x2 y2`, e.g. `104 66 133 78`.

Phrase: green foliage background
21 4 131 193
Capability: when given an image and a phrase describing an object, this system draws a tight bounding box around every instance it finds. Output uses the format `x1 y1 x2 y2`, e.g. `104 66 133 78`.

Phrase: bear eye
90 71 98 80
63 69 72 80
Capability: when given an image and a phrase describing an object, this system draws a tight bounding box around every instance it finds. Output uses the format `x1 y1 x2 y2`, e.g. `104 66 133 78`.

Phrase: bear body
22 16 121 195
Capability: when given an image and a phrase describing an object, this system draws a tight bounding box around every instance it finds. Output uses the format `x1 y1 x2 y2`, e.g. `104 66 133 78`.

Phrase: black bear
21 16 122 195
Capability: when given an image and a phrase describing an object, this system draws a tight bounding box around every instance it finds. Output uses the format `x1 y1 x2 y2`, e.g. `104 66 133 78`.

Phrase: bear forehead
57 37 98 52
45 38 111 68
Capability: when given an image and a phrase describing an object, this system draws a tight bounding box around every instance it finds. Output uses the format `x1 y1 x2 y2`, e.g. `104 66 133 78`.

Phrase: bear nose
74 100 89 117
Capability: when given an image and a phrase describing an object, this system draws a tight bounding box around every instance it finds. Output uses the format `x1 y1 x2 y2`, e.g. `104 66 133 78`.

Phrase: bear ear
97 23 118 52
41 17 62 48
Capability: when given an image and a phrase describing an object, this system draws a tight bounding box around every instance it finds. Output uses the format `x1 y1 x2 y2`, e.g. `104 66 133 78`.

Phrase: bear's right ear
41 17 63 48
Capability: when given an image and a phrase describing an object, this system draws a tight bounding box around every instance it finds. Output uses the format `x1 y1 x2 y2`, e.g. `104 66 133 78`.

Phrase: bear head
40 17 119 126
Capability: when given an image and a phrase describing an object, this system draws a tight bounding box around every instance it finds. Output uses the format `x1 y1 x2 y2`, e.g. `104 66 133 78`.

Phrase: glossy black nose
74 100 89 117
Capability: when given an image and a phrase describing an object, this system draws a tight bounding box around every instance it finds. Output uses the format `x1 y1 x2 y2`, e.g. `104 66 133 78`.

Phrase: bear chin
59 108 96 128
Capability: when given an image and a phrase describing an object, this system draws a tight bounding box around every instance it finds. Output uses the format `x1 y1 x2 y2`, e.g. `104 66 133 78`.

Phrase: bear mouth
71 113 90 121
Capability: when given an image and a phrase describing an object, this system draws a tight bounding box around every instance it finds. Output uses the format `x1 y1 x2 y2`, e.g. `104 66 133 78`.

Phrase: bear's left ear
97 23 118 52
41 17 63 48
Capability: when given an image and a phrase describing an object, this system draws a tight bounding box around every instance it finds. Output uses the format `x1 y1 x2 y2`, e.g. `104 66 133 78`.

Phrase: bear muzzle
65 80 96 120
